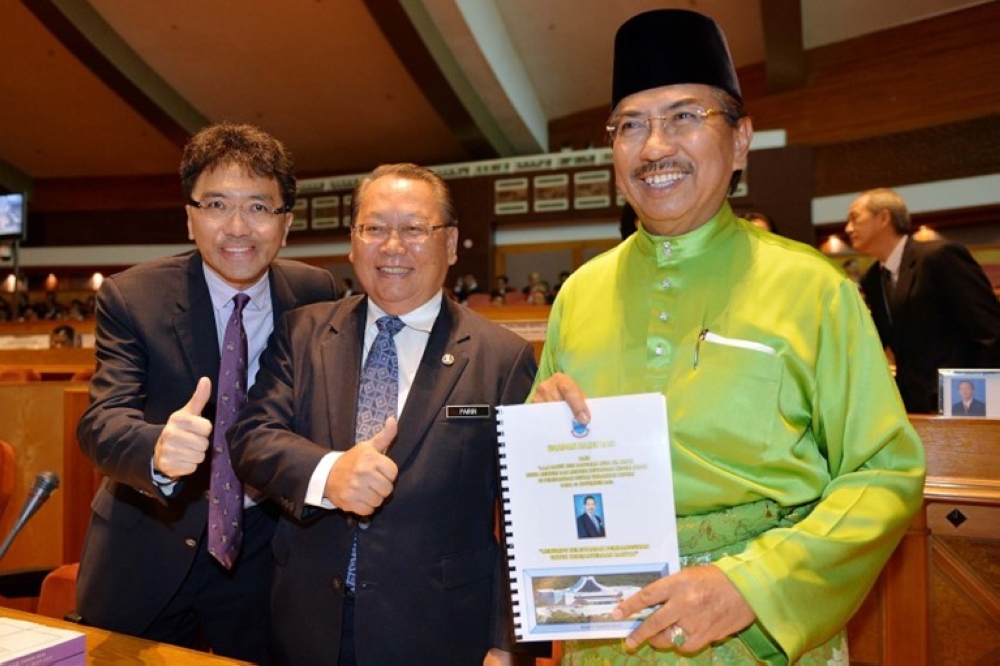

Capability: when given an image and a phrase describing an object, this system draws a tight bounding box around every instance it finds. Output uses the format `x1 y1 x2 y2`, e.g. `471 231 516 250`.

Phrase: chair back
36 563 81 621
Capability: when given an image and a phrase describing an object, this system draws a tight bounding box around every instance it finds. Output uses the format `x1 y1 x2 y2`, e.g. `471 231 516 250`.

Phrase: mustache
632 159 688 180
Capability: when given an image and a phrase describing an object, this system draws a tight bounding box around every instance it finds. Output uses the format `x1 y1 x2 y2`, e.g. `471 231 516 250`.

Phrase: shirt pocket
675 333 782 457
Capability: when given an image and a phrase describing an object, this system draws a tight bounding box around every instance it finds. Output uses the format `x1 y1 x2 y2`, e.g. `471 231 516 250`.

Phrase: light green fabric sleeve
531 209 925 663
714 278 925 660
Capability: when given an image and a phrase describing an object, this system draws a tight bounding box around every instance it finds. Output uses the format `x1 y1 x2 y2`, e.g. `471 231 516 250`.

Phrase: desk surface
0 608 252 665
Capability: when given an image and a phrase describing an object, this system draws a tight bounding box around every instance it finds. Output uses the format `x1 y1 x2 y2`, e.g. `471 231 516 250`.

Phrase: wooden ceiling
0 0 993 193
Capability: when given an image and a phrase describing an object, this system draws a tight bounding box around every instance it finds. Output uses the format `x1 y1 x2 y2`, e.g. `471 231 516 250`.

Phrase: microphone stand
0 471 60 563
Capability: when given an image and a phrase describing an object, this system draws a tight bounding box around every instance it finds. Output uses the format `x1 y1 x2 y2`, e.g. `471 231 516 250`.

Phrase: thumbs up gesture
325 417 399 515
152 377 214 479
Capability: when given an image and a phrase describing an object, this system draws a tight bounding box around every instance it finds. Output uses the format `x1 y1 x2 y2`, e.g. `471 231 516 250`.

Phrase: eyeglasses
606 106 726 144
187 198 289 224
353 222 452 244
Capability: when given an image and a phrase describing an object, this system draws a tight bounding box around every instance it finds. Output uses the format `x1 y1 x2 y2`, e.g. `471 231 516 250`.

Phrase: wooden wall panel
550 3 1000 203
813 115 1000 197
749 3 1000 146
0 383 72 572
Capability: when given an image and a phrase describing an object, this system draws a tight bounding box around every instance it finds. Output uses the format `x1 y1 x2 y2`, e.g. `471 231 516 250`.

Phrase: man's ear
280 211 293 247
876 207 893 231
732 117 753 170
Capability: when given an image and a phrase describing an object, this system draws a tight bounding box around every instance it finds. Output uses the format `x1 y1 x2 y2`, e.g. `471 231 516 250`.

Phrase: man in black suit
846 188 1000 413
952 380 987 416
75 123 338 663
576 495 606 538
230 163 543 665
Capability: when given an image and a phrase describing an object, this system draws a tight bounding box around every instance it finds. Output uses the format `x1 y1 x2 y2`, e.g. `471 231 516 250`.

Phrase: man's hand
483 647 538 666
531 372 590 424
612 564 756 653
324 417 399 515
152 376 214 479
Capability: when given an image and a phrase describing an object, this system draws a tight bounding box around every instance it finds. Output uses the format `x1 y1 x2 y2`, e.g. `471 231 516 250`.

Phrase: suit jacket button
332 575 344 591
184 538 197 548
345 516 356 527
358 517 371 531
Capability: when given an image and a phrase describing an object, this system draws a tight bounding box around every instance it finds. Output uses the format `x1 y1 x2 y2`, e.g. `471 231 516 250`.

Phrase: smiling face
349 176 458 315
186 162 292 289
612 83 751 236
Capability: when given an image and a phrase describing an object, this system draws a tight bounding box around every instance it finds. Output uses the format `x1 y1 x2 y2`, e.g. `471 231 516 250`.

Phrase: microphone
0 471 60 563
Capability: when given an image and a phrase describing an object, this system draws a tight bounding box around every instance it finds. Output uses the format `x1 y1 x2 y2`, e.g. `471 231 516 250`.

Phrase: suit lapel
389 299 469 469
322 299 366 451
861 266 889 333
268 262 296 318
176 253 220 387
891 237 918 319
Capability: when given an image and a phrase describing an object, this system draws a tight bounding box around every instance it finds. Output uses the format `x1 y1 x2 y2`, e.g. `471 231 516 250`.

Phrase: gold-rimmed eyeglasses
187 198 289 224
353 222 452 244
606 106 726 144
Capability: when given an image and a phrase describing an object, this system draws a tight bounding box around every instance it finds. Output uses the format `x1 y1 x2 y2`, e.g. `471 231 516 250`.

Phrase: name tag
446 405 491 419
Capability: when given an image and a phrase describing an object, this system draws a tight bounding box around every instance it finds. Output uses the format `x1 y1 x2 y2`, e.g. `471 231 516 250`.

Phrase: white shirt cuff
305 451 344 509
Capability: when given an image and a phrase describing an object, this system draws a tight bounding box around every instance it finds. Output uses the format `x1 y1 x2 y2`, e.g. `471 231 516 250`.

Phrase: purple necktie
208 293 249 569
346 315 404 590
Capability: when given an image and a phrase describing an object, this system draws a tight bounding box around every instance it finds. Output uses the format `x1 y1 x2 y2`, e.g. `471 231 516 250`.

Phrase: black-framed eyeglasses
187 197 290 224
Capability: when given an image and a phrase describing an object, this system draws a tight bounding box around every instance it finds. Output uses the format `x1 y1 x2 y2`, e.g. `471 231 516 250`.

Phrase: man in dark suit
952 380 987 416
230 163 542 665
75 123 338 663
847 188 1000 413
576 495 606 538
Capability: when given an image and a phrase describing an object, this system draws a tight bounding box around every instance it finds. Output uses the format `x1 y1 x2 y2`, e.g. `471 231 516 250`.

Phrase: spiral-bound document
497 392 679 641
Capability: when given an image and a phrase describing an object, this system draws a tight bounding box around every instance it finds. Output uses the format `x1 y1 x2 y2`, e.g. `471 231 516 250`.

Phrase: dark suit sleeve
77 276 169 498
927 244 1000 366
229 309 331 519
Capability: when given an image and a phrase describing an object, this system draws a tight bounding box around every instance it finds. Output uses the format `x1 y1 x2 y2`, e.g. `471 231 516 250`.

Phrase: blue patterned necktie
346 315 404 590
208 293 249 569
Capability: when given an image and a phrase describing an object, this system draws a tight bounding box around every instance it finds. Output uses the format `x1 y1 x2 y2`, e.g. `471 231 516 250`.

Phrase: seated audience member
452 273 482 304
41 291 63 320
744 210 779 234
521 271 543 296
528 280 552 305
341 277 357 297
491 274 511 300
553 270 572 296
66 298 87 320
49 324 78 348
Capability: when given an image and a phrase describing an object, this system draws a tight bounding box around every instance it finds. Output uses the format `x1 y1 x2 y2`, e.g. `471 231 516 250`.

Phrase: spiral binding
496 405 526 637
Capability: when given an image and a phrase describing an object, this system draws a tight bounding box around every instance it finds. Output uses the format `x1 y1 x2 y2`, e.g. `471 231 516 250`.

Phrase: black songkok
611 9 742 109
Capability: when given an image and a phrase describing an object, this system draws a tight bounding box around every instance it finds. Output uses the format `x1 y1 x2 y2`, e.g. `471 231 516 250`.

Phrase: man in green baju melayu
530 9 926 665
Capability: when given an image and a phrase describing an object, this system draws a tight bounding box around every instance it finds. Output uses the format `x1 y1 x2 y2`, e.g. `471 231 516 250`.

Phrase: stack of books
0 617 85 666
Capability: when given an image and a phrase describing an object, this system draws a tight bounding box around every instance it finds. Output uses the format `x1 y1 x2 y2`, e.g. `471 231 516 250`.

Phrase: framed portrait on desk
939 369 999 417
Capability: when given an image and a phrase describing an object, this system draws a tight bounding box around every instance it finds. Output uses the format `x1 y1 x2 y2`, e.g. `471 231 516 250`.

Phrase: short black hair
352 163 456 228
180 122 297 209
